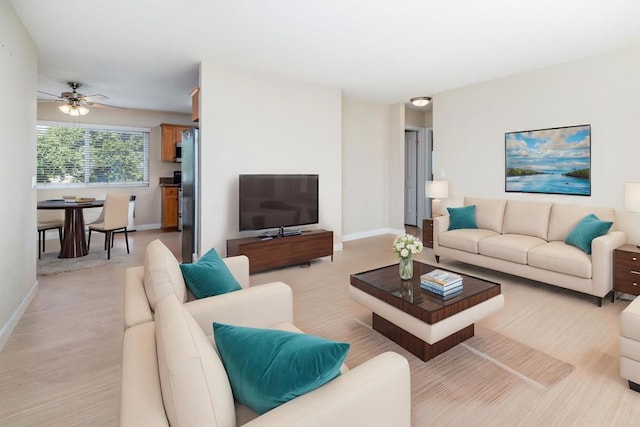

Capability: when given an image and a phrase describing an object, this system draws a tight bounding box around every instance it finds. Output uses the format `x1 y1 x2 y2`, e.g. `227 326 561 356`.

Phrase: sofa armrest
591 231 627 297
223 255 250 289
184 282 293 334
243 351 411 427
433 215 450 254
120 322 169 427
124 266 153 330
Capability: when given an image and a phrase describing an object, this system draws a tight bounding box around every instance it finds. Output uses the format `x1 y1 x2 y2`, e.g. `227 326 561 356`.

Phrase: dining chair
37 220 63 259
87 193 130 259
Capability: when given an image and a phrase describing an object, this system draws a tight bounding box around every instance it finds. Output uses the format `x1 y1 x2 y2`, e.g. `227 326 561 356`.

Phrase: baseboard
0 279 38 351
342 228 405 242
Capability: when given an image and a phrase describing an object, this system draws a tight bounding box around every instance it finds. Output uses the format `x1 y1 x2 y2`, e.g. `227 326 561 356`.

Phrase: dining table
37 199 105 258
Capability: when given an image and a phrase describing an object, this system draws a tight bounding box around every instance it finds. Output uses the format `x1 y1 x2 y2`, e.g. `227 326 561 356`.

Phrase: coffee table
349 260 504 361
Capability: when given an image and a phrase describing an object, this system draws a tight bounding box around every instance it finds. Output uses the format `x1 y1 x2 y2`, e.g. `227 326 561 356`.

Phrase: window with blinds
36 121 150 188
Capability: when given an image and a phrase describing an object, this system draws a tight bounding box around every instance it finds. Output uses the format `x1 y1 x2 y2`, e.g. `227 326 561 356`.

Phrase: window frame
36 120 151 189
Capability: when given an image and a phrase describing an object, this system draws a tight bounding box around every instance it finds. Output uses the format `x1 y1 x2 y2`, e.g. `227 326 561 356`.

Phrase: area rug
347 320 574 407
37 250 129 275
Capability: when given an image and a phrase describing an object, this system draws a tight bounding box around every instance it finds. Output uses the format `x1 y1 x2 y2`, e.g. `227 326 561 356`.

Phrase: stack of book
420 269 463 299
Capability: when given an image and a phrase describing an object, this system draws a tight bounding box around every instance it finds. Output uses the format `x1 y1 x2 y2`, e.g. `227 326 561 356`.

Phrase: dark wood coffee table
349 260 503 361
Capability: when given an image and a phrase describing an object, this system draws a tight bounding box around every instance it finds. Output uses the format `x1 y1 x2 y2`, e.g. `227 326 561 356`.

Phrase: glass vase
399 256 413 280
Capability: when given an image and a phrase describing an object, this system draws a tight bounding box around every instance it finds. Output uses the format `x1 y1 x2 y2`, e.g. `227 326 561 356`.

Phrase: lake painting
505 124 591 196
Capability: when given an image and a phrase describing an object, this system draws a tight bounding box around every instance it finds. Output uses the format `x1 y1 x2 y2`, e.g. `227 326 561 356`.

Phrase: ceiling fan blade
83 94 109 102
88 102 127 110
37 90 63 99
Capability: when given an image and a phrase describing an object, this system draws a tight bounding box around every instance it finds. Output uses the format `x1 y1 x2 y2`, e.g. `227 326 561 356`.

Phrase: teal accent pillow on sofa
447 205 478 230
565 214 613 254
179 248 242 298
213 322 350 414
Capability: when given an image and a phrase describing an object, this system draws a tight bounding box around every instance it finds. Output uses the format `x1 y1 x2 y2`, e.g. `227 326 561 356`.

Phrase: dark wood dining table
37 199 105 258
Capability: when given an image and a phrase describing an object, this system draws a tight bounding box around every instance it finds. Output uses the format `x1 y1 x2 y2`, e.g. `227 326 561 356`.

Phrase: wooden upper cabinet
190 87 200 122
160 123 192 162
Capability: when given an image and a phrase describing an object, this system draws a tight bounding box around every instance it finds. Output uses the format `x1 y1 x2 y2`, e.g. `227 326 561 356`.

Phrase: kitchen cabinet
160 123 192 162
161 186 179 229
190 87 200 122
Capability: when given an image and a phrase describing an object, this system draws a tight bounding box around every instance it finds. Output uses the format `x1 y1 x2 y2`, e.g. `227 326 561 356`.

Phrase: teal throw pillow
213 322 350 414
447 205 478 230
565 214 613 255
179 248 242 298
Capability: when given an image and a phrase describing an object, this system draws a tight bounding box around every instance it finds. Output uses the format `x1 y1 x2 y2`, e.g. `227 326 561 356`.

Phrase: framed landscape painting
505 124 591 196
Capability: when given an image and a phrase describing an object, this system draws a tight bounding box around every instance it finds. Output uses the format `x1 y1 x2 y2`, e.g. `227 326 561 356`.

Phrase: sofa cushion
528 241 592 279
502 200 552 240
213 322 349 415
180 248 242 299
477 234 546 264
464 197 507 233
547 203 615 242
439 229 499 254
447 205 478 230
565 214 613 255
144 239 188 311
155 296 236 427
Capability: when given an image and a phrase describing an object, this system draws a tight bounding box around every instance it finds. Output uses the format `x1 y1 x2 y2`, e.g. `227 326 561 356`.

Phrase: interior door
404 131 418 226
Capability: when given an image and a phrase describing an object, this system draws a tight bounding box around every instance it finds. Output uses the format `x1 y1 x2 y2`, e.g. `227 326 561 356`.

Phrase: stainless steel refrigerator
181 128 199 263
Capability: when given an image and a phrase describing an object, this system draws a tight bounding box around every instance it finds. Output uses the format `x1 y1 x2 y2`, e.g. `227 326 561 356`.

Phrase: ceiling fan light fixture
410 96 431 107
59 103 89 116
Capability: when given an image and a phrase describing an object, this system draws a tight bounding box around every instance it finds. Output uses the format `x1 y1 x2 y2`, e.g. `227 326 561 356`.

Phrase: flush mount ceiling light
410 96 431 107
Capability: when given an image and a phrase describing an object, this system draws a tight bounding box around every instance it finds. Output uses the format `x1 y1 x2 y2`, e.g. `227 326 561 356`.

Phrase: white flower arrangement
392 233 423 259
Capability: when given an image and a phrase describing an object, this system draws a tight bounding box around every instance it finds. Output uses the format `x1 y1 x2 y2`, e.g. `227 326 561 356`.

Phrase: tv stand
227 230 333 273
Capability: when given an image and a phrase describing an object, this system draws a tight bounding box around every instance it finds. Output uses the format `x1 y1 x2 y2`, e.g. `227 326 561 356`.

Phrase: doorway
404 128 432 226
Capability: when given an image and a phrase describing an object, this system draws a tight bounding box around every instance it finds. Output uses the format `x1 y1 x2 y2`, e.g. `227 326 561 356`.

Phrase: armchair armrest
592 231 627 297
433 215 450 253
243 352 411 427
184 282 293 335
223 255 250 289
124 266 153 329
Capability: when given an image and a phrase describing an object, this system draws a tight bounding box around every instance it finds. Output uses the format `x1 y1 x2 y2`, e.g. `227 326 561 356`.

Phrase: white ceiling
10 0 640 114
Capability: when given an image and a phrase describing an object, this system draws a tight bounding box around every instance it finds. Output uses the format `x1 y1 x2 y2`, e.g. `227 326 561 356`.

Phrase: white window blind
36 121 150 188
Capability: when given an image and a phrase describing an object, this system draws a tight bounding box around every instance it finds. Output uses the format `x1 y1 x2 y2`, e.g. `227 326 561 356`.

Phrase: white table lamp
426 180 449 217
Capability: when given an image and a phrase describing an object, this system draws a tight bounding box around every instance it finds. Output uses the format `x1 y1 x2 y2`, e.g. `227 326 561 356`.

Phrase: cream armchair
121 240 412 426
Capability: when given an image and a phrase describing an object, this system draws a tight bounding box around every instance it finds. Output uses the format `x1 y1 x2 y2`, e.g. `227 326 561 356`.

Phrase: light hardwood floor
1 228 639 426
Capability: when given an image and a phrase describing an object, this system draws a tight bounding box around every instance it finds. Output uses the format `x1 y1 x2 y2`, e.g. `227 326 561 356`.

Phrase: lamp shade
625 182 640 212
426 180 449 199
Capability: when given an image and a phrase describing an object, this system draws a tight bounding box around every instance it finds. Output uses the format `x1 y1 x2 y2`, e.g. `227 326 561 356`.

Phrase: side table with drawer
422 218 434 249
613 244 640 300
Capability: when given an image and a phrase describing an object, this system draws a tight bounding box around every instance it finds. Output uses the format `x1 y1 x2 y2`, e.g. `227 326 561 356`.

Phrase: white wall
341 96 391 239
389 104 406 231
37 102 191 227
199 63 342 254
0 1 38 349
433 46 640 243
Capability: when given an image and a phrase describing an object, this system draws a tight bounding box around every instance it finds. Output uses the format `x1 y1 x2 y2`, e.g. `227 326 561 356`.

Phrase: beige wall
404 107 433 129
0 0 38 348
37 103 192 227
341 97 391 239
433 45 640 243
199 62 343 255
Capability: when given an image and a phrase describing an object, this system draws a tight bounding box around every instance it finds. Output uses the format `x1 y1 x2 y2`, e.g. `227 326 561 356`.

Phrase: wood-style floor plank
1 229 639 426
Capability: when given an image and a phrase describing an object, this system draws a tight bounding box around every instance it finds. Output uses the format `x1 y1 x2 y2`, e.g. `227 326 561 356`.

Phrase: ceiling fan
38 82 124 116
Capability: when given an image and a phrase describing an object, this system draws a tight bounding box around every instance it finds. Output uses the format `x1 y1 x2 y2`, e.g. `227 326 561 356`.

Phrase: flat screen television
239 174 319 235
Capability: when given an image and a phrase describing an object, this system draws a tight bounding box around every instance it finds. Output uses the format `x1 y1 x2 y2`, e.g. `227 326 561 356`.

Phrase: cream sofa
433 197 626 306
120 239 412 426
620 296 640 392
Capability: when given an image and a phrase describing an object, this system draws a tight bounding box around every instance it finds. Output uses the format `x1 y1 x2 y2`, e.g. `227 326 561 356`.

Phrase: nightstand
613 244 640 300
422 218 434 249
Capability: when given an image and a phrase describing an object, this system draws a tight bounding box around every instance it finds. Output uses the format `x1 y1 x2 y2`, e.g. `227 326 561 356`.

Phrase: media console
226 229 333 274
